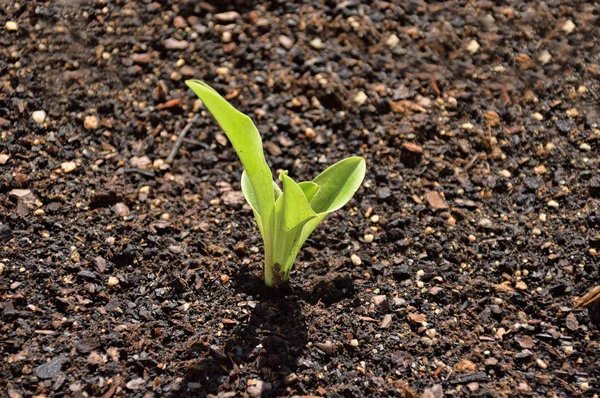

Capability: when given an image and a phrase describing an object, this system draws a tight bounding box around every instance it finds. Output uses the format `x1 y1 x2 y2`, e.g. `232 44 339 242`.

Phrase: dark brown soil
1 0 600 397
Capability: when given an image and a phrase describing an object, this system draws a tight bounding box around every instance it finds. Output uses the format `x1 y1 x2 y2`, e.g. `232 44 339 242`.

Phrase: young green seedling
186 80 366 287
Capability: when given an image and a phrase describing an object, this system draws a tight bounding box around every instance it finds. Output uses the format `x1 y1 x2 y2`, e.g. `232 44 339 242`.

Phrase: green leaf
186 80 275 222
297 157 367 254
187 80 277 285
272 172 317 278
310 156 367 214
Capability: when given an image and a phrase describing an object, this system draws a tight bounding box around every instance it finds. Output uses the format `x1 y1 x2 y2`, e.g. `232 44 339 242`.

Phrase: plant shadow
179 265 356 396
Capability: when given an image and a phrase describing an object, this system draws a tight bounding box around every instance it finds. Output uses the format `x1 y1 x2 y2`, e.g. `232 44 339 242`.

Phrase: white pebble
310 38 324 49
580 142 591 151
466 39 480 54
538 50 552 65
364 234 374 243
32 110 47 125
5 21 18 31
108 276 119 286
386 34 400 48
351 254 362 266
353 91 368 106
547 200 559 208
562 19 576 34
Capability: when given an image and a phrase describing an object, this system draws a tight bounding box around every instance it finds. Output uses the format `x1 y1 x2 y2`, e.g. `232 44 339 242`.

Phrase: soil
1 0 600 397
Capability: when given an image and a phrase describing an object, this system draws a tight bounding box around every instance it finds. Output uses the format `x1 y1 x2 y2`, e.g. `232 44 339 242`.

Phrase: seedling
186 80 366 287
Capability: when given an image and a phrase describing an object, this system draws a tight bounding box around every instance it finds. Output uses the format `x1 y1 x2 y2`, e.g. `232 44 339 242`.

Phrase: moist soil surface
1 0 600 397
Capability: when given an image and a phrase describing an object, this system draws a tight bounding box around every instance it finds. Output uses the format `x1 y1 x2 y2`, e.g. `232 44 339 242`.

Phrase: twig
124 168 155 177
166 114 199 164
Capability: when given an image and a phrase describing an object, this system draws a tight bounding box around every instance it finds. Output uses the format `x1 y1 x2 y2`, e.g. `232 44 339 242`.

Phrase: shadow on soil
180 266 355 396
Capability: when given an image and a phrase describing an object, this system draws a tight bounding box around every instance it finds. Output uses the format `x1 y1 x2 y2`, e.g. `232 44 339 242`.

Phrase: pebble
386 34 400 48
310 38 324 49
370 214 380 223
32 110 47 125
84 115 99 130
214 11 241 22
461 122 474 130
532 112 543 121
35 355 67 379
566 108 579 117
163 38 189 50
6 21 18 31
170 71 182 81
468 234 476 242
0 154 9 164
216 67 230 76
126 378 146 390
61 161 77 173
108 276 119 286
424 226 435 235
173 16 187 29
392 265 410 281
353 91 368 106
538 50 552 65
547 200 559 208
364 234 374 243
349 339 359 347
278 35 294 49
499 169 511 178
515 281 527 290
562 19 576 34
114 203 130 217
536 359 547 369
478 218 493 228
532 228 541 236
466 39 480 54
222 31 232 43
351 254 362 266
580 142 591 151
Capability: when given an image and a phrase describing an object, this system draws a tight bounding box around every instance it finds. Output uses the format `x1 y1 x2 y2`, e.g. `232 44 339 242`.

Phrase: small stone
407 313 426 325
547 200 559 208
351 254 362 266
6 21 18 31
535 165 547 175
517 382 532 394
9 189 31 198
354 91 368 106
126 378 146 390
426 190 448 210
467 382 479 392
453 359 477 373
87 351 105 366
424 226 435 235
84 115 99 130
130 155 152 170
499 169 511 178
170 71 182 81
538 50 552 65
478 218 493 228
35 355 67 379
372 295 387 306
536 359 547 369
304 127 316 138
447 216 456 226
214 11 241 22
32 110 47 125
107 276 119 286
515 281 527 290
370 214 380 223
278 35 294 49
0 154 9 164
566 108 579 118
532 228 541 236
465 39 480 54
61 161 77 173
532 112 543 121
163 38 189 50
386 34 400 48
380 314 393 328
114 203 130 217
485 110 501 126
461 122 474 130
349 339 359 347
173 16 187 29
562 19 576 34
566 313 579 330
310 38 324 49
579 142 591 151
216 67 230 76
364 234 374 243
468 234 476 242
247 380 272 397
484 357 498 367
222 31 232 43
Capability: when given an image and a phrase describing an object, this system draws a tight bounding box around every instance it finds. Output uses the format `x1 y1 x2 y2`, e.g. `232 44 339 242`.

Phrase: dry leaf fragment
574 285 600 307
